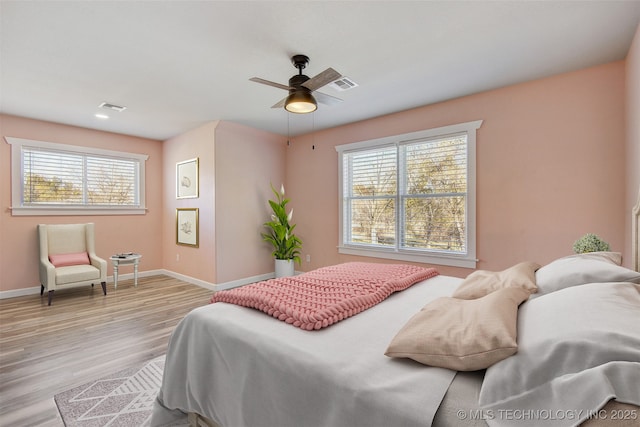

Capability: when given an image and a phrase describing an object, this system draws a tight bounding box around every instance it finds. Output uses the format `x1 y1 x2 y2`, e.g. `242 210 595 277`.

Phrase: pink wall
0 115 286 293
162 122 217 283
287 61 627 278
626 23 640 268
0 114 163 292
213 121 286 283
161 120 286 285
0 57 633 293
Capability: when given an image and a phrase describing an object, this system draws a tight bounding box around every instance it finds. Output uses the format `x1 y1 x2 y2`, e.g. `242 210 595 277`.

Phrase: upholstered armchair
38 223 107 305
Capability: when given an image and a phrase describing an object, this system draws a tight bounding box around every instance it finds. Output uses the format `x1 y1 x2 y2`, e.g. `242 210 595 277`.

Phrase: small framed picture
176 208 199 247
176 158 199 199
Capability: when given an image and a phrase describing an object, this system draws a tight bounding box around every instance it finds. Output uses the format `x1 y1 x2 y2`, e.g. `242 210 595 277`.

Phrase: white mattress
150 275 463 427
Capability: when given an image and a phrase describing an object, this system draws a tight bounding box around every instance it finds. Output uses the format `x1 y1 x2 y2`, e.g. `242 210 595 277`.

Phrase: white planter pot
275 259 295 278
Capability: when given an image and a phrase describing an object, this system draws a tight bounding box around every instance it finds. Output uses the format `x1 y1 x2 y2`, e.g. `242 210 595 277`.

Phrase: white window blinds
400 134 467 253
337 120 481 268
23 146 139 206
344 146 397 246
6 137 148 215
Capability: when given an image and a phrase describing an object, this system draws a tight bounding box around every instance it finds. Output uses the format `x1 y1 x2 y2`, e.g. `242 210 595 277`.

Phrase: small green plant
261 184 302 264
573 233 610 254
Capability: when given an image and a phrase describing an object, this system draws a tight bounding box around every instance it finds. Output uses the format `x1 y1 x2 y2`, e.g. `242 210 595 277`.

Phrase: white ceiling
1 1 639 140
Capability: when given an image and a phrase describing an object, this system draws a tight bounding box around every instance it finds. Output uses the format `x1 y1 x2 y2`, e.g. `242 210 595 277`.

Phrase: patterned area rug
54 355 176 426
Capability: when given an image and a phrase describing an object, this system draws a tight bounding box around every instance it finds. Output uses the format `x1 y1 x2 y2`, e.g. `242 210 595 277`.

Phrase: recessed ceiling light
99 101 127 112
95 113 109 119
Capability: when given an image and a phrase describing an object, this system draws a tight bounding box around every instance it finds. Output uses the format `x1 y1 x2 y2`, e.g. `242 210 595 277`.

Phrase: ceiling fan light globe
285 101 317 114
285 91 317 114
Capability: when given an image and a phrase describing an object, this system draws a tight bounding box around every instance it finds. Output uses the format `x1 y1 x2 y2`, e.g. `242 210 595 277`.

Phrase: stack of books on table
115 252 138 259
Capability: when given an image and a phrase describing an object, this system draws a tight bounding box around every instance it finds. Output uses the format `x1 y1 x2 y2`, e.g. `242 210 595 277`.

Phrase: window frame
336 120 482 268
6 136 149 216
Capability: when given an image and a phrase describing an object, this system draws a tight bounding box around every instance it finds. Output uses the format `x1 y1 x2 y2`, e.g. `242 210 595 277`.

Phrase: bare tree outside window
337 120 481 267
347 147 396 245
87 161 136 205
22 148 139 207
24 174 82 204
402 136 467 252
343 135 467 254
7 136 148 215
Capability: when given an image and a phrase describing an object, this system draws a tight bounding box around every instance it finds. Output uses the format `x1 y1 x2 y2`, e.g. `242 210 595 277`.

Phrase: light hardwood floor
0 275 213 426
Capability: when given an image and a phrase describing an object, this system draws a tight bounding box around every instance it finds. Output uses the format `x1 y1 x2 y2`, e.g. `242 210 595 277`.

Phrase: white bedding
479 282 640 427
151 256 640 427
151 275 463 427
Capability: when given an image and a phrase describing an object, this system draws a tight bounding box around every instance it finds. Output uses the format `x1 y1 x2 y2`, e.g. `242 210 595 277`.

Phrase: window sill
10 207 147 216
338 246 477 269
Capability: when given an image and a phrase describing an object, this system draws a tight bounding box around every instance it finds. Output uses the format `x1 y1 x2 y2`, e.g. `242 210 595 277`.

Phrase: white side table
110 254 142 289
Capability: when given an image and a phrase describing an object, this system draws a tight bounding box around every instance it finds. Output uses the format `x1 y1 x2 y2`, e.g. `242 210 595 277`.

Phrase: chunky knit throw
210 262 439 330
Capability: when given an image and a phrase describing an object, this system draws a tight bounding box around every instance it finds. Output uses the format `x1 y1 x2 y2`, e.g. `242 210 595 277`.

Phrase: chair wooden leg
101 282 107 295
48 290 54 306
41 284 44 296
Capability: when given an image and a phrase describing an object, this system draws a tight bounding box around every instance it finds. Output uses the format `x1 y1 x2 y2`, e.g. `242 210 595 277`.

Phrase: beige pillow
385 286 530 371
452 261 540 299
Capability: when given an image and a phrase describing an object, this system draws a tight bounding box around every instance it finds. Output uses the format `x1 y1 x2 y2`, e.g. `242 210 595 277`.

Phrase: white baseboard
215 272 275 291
0 286 42 299
0 269 279 300
159 269 276 291
0 270 166 299
159 269 216 291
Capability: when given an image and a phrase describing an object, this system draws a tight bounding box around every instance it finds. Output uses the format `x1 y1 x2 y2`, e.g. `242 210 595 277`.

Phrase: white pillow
479 282 640 427
534 253 640 297
552 251 622 265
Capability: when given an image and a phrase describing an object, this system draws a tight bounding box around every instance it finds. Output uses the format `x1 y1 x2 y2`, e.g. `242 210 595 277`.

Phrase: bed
151 202 640 427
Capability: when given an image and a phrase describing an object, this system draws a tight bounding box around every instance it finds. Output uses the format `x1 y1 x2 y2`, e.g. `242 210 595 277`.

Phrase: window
336 120 482 268
6 137 148 216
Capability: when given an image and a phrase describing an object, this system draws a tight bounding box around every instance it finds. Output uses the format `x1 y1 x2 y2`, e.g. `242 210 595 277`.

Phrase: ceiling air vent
329 77 358 92
99 101 127 112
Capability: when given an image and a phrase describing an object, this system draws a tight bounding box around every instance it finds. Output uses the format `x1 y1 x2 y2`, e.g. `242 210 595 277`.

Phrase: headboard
633 188 640 272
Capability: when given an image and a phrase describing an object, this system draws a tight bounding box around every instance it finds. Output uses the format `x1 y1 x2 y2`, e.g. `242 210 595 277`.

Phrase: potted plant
573 233 610 254
261 184 302 277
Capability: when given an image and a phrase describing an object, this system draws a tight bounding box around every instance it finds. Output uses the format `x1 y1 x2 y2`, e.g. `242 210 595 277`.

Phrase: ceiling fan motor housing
288 74 311 92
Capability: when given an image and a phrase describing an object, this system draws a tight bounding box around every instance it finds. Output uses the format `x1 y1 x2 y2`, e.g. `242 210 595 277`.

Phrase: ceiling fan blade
271 97 287 108
302 67 342 91
250 77 290 91
314 91 343 106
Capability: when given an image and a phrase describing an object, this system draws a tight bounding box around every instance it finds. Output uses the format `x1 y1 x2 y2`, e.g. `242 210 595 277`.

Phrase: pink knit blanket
210 262 439 330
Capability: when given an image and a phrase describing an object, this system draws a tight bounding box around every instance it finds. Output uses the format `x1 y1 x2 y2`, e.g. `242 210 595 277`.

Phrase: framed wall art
176 208 199 247
176 158 199 199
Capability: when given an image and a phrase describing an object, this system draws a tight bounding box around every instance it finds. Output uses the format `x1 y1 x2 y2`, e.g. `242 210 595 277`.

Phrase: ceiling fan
250 54 343 114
